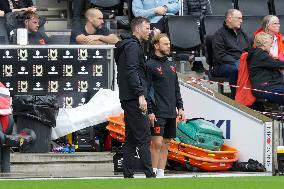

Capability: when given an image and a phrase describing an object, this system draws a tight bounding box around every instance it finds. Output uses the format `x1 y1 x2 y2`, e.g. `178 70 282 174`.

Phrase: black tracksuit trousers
121 100 154 178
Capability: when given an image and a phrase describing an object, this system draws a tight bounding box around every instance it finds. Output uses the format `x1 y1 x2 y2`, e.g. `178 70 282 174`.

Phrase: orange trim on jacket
235 52 256 106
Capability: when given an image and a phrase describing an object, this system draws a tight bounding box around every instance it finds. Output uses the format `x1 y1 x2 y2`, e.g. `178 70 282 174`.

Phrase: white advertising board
180 82 272 172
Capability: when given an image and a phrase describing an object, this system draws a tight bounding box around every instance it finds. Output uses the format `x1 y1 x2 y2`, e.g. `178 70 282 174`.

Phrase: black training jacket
147 54 183 118
114 34 148 101
247 47 284 93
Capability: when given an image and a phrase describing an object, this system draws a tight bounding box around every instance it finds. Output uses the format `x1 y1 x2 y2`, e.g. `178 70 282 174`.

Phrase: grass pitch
0 176 283 189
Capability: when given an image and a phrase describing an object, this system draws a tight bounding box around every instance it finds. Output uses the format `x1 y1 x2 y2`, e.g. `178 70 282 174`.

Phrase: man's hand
148 113 156 127
154 6 167 15
152 28 161 36
139 95 147 114
26 6 37 12
177 109 186 121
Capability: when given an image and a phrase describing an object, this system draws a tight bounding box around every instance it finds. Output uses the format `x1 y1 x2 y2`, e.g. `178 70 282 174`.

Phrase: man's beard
160 50 170 57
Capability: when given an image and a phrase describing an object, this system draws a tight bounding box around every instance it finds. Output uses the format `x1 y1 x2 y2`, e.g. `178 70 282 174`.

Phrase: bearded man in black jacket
114 16 155 178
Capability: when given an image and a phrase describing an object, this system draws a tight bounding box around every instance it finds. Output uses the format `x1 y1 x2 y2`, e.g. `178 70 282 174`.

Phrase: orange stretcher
106 113 125 143
106 113 239 171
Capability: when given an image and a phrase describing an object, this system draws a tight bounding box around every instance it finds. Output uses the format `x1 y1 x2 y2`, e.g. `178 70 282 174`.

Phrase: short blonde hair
151 33 169 45
254 32 273 47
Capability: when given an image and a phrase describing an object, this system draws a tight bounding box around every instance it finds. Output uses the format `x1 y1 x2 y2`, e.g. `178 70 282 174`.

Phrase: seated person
254 15 284 60
132 0 179 32
9 11 49 44
183 0 212 16
247 32 284 105
70 8 119 45
212 9 250 97
0 0 36 14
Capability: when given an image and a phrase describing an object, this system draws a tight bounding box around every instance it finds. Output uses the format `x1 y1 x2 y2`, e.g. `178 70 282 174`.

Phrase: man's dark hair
130 16 150 32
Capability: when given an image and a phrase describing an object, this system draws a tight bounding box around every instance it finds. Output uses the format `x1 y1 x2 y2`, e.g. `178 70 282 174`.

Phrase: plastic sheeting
51 89 123 140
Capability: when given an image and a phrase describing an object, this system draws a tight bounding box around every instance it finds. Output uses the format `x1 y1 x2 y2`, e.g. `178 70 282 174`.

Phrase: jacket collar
223 22 242 35
150 53 168 62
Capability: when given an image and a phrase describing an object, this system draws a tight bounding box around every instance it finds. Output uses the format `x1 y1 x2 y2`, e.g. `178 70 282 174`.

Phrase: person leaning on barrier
132 0 180 32
254 15 284 61
9 11 49 45
147 33 185 177
212 9 250 98
247 32 284 105
114 16 156 178
70 8 119 45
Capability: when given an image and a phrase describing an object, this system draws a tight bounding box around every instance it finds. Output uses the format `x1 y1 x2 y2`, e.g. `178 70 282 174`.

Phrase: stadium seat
116 0 135 30
210 0 234 16
202 15 230 94
278 15 284 34
90 0 122 18
241 16 264 41
272 0 284 16
204 35 229 94
202 15 224 36
235 0 270 16
166 15 201 64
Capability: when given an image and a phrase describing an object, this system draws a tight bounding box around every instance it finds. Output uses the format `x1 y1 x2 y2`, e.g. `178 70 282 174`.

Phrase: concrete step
10 152 116 177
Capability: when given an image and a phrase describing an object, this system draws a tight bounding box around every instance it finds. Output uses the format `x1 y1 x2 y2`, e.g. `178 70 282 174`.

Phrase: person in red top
254 15 284 61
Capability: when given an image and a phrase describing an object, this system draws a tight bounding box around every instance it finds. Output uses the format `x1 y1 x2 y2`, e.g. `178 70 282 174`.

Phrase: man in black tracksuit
114 17 155 178
147 33 185 177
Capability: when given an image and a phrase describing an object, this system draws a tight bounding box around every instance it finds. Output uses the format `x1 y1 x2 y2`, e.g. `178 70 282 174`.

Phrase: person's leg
150 136 163 174
255 85 284 105
156 118 176 177
215 63 238 97
123 100 154 178
121 101 135 178
156 138 171 177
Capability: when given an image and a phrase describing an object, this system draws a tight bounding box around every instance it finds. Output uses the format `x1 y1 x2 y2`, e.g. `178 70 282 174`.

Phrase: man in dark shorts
147 33 185 177
70 8 119 44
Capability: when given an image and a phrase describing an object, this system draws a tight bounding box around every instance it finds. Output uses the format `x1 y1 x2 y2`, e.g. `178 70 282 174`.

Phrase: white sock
156 169 164 177
153 168 157 174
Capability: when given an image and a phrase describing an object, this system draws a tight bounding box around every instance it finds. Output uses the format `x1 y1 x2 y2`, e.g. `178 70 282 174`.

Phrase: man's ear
24 20 29 26
153 43 159 50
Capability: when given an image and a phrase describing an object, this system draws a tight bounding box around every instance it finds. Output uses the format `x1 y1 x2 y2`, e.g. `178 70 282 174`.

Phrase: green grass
0 176 283 189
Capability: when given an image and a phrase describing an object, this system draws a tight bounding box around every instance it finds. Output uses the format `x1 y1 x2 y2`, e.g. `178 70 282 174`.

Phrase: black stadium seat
203 15 224 36
202 16 229 94
278 15 284 34
273 0 284 16
166 15 201 61
235 0 270 16
241 16 264 40
210 0 234 16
